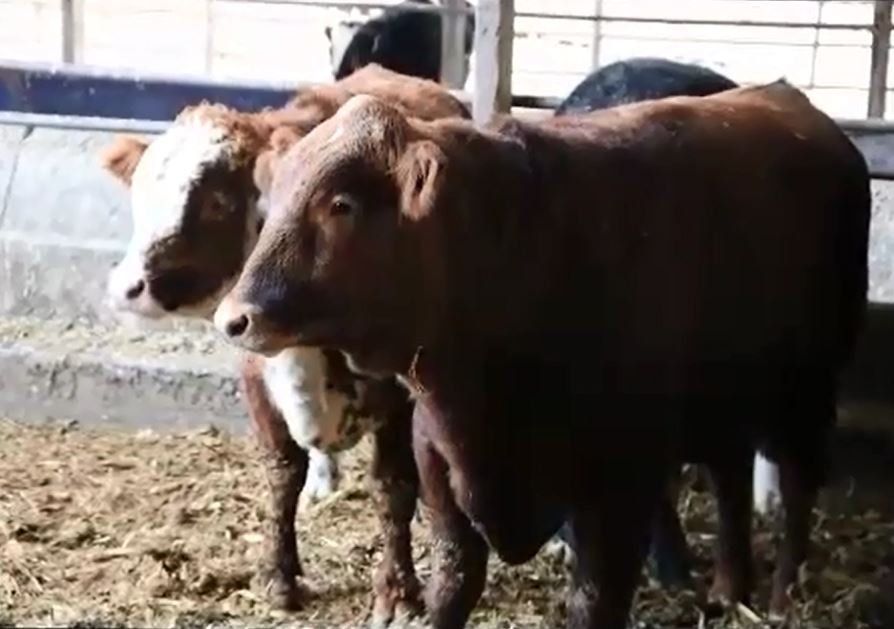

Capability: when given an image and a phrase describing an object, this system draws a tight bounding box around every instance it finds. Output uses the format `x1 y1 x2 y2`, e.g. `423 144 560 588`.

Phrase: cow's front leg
567 508 653 628
369 408 422 627
567 448 667 629
415 439 489 629
241 357 308 610
769 453 819 616
769 386 832 616
649 466 694 589
707 450 755 605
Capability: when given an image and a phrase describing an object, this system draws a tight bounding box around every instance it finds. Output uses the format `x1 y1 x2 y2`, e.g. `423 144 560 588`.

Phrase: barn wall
0 0 881 119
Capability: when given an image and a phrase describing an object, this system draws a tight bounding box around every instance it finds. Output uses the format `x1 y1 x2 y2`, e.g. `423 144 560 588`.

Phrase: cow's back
555 57 738 116
494 82 869 387
339 63 470 120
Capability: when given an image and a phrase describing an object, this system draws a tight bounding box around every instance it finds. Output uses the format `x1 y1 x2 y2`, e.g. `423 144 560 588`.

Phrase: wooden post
440 0 467 88
61 0 84 64
591 0 603 71
472 0 514 126
869 0 892 118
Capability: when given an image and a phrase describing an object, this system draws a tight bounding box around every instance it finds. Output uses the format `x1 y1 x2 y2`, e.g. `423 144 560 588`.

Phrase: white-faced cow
215 84 869 627
101 64 468 625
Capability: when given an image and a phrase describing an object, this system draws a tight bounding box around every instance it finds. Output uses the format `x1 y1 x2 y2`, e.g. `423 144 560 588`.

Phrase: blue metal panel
0 62 298 121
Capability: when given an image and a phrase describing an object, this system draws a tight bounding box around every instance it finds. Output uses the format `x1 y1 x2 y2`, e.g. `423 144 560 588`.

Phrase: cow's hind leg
415 440 488 629
769 455 816 616
649 467 694 589
550 471 694 592
369 406 422 627
241 357 309 610
567 445 667 629
298 447 340 511
707 450 755 605
567 494 658 628
769 379 833 616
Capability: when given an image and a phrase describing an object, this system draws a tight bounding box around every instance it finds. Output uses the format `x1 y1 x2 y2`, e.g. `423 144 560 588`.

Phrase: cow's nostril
125 280 145 300
225 314 250 338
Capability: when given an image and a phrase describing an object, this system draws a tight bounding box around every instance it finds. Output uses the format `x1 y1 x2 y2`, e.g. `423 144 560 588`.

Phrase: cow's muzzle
213 294 290 355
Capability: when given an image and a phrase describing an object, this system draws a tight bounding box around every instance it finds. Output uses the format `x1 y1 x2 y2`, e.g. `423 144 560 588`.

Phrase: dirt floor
1 418 892 629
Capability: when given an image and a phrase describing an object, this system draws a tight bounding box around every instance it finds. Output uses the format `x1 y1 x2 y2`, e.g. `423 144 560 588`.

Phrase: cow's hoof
541 537 575 569
370 596 421 629
768 585 793 620
369 581 423 629
708 573 750 607
258 573 309 612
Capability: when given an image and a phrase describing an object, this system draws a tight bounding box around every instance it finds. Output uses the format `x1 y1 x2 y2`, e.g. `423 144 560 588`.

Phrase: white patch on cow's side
298 448 341 511
753 452 781 515
263 347 350 450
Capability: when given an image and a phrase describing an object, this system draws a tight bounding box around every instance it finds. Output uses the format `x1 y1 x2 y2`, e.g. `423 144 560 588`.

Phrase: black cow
325 0 475 83
556 57 739 116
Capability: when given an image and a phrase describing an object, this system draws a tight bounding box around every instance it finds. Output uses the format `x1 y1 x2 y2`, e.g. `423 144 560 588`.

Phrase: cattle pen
1 1 894 628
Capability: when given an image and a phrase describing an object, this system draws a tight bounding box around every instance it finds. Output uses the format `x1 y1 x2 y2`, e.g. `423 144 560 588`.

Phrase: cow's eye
330 194 357 217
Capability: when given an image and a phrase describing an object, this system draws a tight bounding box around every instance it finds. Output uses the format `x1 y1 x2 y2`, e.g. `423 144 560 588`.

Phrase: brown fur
253 64 469 196
221 82 870 627
99 135 148 185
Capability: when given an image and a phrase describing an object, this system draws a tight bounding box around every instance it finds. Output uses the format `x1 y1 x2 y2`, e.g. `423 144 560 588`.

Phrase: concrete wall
0 125 130 324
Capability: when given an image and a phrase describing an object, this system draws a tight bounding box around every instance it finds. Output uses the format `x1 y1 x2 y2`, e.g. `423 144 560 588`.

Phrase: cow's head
102 104 270 320
215 95 448 366
325 19 365 79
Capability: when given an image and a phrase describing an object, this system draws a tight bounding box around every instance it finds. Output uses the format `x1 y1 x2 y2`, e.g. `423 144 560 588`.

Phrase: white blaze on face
106 116 236 319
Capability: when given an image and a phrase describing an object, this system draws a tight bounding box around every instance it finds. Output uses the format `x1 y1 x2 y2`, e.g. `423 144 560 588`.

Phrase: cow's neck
397 122 576 395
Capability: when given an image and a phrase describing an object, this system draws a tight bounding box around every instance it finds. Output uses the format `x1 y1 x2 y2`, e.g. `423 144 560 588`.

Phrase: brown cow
213 83 869 627
100 64 467 625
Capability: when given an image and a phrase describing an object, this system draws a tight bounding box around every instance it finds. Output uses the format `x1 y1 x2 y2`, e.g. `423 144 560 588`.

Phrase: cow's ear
100 135 148 186
253 127 301 195
396 140 446 222
253 150 277 197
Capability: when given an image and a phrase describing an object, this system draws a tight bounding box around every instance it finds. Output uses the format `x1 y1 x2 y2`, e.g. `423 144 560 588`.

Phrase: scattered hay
0 419 891 628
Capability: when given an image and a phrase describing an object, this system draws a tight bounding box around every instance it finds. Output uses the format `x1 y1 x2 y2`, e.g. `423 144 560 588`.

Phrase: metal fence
48 0 893 119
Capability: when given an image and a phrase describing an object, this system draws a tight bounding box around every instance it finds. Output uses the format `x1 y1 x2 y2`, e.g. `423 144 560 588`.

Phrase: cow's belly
437 427 568 565
457 467 566 564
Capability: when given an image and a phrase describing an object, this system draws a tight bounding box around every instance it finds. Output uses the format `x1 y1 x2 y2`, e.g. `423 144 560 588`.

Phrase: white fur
262 347 349 450
300 448 342 511
753 453 782 515
107 117 237 319
326 20 363 76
